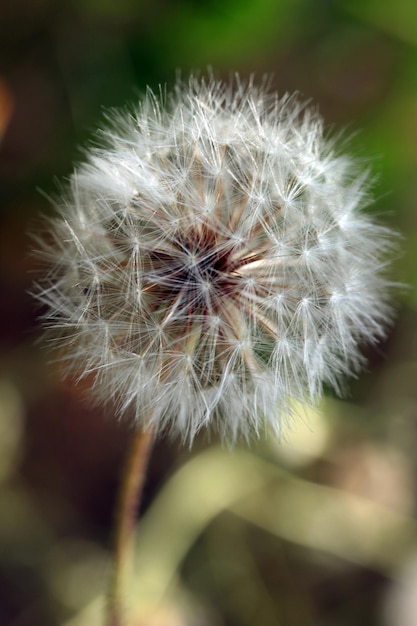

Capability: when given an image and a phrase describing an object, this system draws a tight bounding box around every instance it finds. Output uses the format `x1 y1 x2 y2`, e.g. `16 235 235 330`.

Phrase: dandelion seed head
34 75 396 443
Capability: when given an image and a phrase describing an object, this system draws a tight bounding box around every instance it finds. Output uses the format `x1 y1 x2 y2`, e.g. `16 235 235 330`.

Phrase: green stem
107 426 155 626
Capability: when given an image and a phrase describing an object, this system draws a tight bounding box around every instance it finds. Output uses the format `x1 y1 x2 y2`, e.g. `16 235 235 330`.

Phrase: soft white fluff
34 76 395 443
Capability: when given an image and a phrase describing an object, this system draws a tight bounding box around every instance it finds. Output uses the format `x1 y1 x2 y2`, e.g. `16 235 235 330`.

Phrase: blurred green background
1 1 416 625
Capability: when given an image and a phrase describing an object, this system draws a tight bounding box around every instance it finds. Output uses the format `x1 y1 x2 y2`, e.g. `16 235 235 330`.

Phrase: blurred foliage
1 0 417 625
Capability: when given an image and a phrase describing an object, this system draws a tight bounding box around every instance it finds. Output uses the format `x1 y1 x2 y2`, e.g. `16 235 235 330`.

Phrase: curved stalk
107 426 155 626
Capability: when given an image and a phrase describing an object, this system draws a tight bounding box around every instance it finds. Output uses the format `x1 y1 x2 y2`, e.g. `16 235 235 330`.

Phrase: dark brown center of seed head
145 224 242 311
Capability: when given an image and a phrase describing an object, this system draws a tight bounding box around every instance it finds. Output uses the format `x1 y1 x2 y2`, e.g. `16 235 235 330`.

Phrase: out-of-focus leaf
64 445 417 624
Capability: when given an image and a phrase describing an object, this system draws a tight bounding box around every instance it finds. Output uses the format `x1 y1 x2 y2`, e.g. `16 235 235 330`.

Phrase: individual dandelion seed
33 75 396 445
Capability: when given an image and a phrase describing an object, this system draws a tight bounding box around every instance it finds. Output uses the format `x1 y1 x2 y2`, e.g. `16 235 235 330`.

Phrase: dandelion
34 74 396 626
35 75 394 444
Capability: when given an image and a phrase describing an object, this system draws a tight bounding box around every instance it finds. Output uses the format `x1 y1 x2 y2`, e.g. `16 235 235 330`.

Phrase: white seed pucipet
34 76 395 443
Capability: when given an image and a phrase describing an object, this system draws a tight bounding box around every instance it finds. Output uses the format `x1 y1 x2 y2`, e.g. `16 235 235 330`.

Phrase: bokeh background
1 1 417 625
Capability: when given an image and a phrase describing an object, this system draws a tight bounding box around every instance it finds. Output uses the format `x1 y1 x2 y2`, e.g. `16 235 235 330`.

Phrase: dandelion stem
107 425 155 626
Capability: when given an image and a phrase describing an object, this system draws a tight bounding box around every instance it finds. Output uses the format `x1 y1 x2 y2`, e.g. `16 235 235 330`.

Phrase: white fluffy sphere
34 76 395 442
